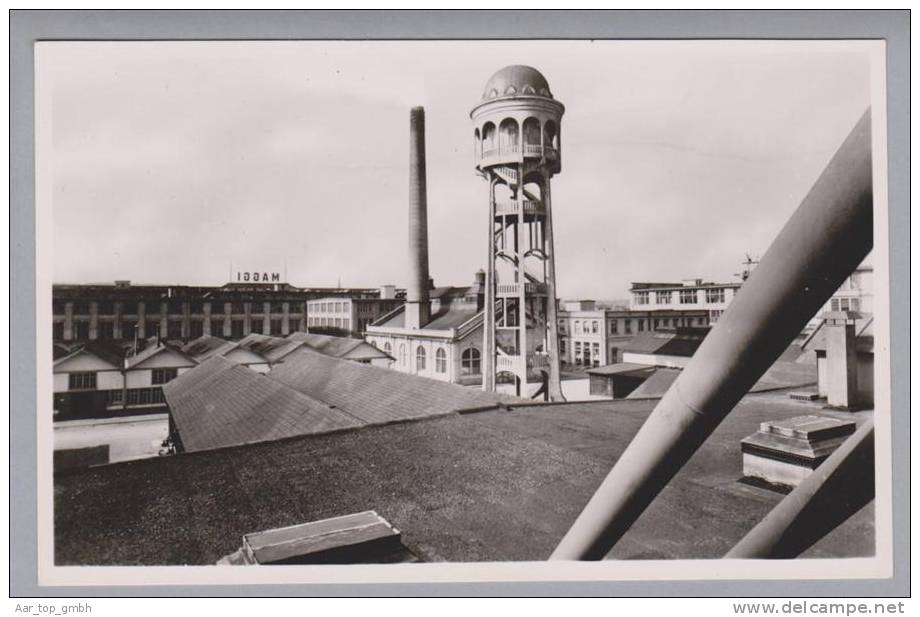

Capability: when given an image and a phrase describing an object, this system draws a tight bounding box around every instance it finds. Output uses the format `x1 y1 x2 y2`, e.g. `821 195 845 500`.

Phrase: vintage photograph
36 38 889 583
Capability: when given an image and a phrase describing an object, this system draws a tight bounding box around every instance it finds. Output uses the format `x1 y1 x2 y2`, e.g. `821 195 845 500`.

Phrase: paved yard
54 414 169 463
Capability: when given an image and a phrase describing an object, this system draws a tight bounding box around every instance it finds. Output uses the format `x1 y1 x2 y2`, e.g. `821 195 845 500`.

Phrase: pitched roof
237 333 304 363
623 328 709 357
162 356 361 453
180 335 239 361
269 348 515 424
371 297 482 332
125 342 197 369
286 332 391 361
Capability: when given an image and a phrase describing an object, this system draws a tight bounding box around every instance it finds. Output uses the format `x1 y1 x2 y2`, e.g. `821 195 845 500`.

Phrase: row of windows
636 289 728 305
573 341 602 368
55 301 299 316
69 368 178 391
558 315 708 336
105 387 166 407
55 318 301 341
380 343 482 375
308 301 350 314
307 317 352 330
830 297 861 312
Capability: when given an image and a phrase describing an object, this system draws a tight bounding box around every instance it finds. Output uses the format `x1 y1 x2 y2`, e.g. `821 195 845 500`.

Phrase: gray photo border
10 9 910 597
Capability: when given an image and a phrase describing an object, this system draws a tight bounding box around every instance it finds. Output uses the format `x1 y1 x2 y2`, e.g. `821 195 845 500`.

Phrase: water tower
471 65 564 400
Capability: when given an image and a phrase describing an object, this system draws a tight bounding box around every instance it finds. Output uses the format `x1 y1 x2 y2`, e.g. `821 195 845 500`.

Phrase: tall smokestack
406 106 431 329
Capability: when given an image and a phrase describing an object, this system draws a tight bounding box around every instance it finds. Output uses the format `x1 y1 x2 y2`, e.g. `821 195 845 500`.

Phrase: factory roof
269 348 514 424
286 332 392 362
162 356 361 453
370 287 482 333
481 65 553 101
586 363 658 378
236 333 304 363
623 328 710 357
54 394 874 565
180 335 239 362
125 342 197 370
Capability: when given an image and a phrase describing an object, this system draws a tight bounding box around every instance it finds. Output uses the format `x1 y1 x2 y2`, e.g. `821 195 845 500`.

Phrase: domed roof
481 65 553 101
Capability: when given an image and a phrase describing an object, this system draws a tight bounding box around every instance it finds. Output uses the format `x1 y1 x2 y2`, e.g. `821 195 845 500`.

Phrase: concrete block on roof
741 415 857 488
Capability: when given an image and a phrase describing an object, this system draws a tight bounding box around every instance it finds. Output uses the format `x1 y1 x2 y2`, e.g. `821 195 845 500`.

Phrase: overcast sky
44 40 873 299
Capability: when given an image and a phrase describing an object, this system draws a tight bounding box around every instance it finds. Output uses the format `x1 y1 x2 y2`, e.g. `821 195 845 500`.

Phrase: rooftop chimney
406 106 431 329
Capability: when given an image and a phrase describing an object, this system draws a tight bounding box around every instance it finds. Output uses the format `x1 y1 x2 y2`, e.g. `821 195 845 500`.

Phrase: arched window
574 320 581 334
416 345 426 371
461 348 481 375
499 118 519 152
544 120 558 150
399 344 407 366
473 128 481 160
482 122 496 154
522 117 541 148
383 341 392 356
435 348 447 373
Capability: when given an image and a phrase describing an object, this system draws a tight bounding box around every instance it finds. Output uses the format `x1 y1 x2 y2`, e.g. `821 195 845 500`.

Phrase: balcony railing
494 200 544 216
480 144 558 165
496 282 547 296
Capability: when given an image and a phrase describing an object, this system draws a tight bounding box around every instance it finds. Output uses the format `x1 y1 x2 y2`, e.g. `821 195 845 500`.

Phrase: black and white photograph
32 33 894 587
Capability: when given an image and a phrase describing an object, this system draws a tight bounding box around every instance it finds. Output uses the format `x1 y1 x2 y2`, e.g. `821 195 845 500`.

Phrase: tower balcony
479 144 559 168
496 282 547 297
495 199 545 217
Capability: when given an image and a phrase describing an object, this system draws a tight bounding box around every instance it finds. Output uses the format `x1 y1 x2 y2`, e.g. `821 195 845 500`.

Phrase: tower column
543 178 564 400
482 179 497 392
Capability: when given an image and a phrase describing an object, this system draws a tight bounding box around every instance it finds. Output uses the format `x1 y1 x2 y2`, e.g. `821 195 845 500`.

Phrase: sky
43 40 873 299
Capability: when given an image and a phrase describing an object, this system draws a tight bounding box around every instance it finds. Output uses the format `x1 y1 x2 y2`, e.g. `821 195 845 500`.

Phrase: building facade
51 280 391 344
306 296 403 338
628 279 742 324
557 299 710 368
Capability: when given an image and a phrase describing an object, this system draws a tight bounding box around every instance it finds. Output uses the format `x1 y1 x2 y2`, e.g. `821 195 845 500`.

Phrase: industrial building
557 299 709 367
628 279 742 324
305 292 403 338
51 280 393 344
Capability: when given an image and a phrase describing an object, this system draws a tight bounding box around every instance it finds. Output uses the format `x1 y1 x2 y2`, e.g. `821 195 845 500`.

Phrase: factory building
557 299 710 367
628 279 742 323
51 280 390 344
305 289 403 338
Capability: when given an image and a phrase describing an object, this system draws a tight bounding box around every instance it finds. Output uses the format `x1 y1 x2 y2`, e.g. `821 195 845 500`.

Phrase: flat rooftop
54 392 874 565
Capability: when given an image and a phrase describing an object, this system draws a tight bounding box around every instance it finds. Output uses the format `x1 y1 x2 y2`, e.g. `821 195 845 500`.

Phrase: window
654 319 661 329
416 346 426 370
232 320 245 339
574 341 582 362
231 302 245 314
341 319 350 331
710 310 723 323
288 318 300 333
705 288 725 304
250 319 263 334
399 344 407 366
592 321 599 334
53 322 64 340
560 339 566 354
334 318 342 329
74 322 90 340
680 289 697 304
592 343 600 368
270 319 283 335
167 320 182 339
383 342 392 356
98 321 114 341
830 298 840 311
152 368 178 385
105 390 123 406
211 317 223 336
574 321 581 334
656 291 671 304
69 372 97 390
636 291 649 305
461 348 481 375
435 348 447 373
638 320 645 332
624 320 632 334
97 301 115 315
609 320 618 334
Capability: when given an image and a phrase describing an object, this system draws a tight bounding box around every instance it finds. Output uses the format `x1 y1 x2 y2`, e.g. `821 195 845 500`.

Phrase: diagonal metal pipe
551 109 873 560
724 419 875 559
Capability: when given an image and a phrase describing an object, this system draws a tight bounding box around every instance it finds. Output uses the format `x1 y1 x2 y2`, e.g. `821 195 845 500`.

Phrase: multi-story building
557 300 709 368
628 279 742 324
306 290 403 339
820 262 873 316
51 280 394 344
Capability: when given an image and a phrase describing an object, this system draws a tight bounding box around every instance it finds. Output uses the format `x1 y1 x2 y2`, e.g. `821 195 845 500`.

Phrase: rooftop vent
217 510 416 565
